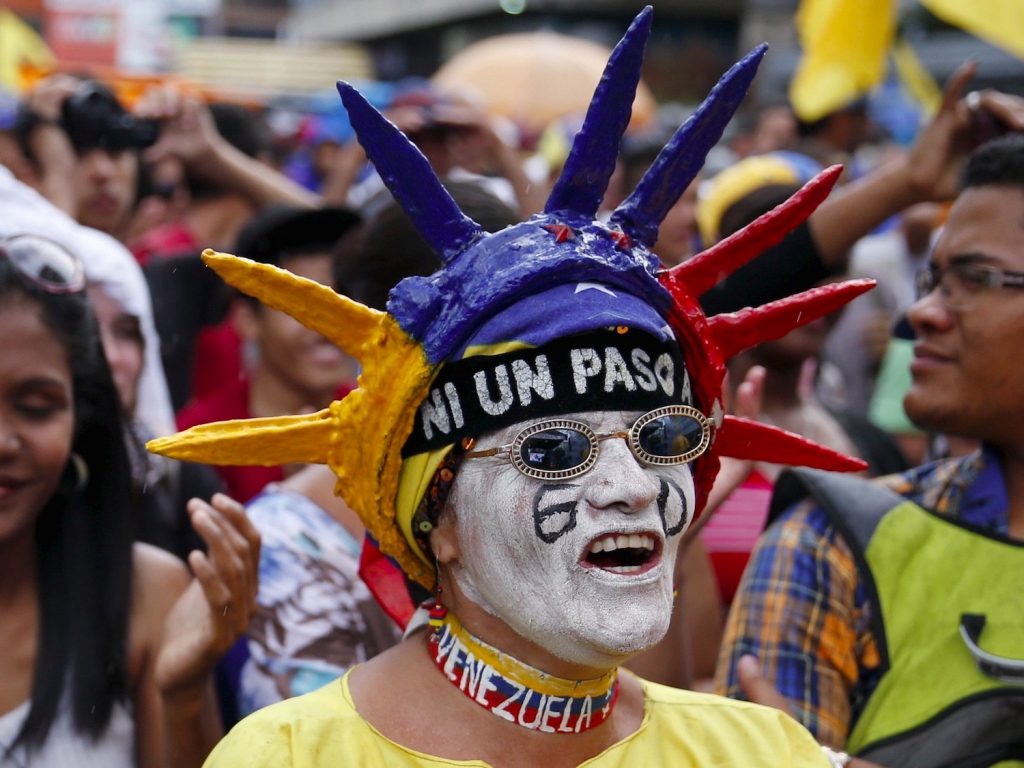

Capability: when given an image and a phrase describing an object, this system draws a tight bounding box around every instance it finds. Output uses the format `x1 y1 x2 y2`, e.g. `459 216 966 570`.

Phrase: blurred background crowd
2 0 1024 762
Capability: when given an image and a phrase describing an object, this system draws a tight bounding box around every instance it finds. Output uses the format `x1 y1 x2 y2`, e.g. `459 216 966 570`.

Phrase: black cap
234 206 362 266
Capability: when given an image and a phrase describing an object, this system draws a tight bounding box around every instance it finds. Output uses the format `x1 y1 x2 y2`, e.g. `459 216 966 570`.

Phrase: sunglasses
0 235 86 294
463 405 712 481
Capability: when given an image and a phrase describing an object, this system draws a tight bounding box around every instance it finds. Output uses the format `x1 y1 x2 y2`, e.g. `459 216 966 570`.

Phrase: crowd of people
1 7 1023 766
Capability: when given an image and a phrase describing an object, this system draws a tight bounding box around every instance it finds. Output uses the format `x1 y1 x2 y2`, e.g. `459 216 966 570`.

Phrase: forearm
320 143 367 205
161 684 224 768
29 128 77 217
809 157 922 270
199 137 322 209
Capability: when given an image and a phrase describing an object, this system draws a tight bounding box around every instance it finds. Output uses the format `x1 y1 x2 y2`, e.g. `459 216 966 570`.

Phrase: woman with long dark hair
0 234 260 767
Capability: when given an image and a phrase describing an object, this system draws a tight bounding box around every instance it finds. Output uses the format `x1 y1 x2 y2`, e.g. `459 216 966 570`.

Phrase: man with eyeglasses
715 133 1024 767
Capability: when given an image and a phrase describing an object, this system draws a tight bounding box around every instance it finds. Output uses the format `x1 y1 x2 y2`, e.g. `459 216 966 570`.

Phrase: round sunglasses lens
518 428 592 472
3 236 84 292
637 414 704 459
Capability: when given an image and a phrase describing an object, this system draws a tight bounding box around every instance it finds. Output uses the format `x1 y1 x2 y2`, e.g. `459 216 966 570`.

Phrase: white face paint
444 409 695 670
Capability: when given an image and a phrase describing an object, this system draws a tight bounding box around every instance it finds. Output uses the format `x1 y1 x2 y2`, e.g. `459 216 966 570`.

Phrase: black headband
402 329 692 456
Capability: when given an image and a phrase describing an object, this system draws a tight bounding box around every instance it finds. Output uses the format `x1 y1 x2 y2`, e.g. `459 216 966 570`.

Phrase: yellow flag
0 9 54 92
790 0 897 122
921 0 1024 60
892 38 942 117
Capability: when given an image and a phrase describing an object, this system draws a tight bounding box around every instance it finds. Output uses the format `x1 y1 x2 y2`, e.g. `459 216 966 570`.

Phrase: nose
907 287 955 337
584 436 659 513
84 150 117 180
0 414 19 463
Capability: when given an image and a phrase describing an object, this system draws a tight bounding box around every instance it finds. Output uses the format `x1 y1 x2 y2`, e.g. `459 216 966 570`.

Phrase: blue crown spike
544 6 653 217
336 81 484 264
608 44 767 248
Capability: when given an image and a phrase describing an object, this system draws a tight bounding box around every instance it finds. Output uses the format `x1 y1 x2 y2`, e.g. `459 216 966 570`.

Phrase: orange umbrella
432 31 656 137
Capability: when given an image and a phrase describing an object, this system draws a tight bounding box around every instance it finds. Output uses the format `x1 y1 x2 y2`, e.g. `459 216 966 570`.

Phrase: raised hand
905 62 1024 204
136 86 223 168
154 493 260 704
24 74 81 215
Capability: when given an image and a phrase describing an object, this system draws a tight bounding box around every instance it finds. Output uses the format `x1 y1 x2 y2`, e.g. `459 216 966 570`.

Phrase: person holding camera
17 76 319 245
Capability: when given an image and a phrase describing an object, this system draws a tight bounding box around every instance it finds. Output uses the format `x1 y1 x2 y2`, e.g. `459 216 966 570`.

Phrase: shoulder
128 544 192 674
763 500 850 566
133 541 192 590
205 677 371 767
636 681 829 766
738 501 860 613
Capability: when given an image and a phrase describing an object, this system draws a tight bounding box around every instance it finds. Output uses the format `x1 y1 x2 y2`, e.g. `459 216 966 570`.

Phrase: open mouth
582 533 660 575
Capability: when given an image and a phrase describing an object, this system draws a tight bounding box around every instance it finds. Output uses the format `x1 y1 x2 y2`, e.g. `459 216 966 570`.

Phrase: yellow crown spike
147 281 439 587
201 250 386 359
147 409 335 466
319 328 438 587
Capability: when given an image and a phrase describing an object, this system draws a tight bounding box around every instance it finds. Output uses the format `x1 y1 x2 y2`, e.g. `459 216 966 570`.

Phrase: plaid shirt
713 447 1009 749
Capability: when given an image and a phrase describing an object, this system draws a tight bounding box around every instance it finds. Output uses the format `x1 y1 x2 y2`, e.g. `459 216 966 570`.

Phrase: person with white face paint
149 8 872 767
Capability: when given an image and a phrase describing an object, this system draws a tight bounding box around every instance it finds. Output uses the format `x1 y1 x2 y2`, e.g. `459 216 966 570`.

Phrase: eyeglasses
915 263 1024 309
463 405 712 481
0 235 86 294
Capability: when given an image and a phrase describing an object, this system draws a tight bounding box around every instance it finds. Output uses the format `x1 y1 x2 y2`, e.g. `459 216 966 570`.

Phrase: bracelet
821 746 852 767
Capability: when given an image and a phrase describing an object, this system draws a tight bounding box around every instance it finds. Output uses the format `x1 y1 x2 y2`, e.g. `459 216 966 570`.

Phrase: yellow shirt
205 670 830 767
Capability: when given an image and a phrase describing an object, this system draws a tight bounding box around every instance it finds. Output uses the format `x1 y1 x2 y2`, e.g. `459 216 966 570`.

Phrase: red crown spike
715 416 868 472
666 164 843 298
708 278 876 360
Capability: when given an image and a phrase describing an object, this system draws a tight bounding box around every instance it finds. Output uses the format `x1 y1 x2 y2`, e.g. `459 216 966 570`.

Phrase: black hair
0 259 134 756
962 133 1024 191
619 128 674 198
796 100 868 138
185 102 272 200
235 205 361 270
796 114 830 139
718 183 802 239
334 181 521 311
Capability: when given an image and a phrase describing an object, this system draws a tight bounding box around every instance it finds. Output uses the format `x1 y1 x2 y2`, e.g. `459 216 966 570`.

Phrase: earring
428 579 447 630
61 452 89 495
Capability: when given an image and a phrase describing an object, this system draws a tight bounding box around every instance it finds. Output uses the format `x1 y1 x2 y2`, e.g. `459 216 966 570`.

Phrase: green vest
771 468 1024 768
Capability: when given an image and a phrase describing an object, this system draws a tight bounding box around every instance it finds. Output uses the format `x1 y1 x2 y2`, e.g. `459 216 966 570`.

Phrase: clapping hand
154 493 260 705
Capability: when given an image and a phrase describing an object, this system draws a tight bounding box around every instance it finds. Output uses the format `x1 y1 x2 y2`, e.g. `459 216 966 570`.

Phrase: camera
59 82 159 153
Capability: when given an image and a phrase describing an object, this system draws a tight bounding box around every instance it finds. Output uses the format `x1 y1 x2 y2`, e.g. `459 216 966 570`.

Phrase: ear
230 298 261 342
429 511 461 566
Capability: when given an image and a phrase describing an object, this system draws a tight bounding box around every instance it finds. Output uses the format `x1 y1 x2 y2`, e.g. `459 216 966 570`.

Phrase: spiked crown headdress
148 7 870 589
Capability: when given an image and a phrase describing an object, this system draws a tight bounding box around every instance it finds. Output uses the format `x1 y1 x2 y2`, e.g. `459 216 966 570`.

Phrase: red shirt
130 220 200 267
699 469 774 606
132 223 244 405
176 378 354 503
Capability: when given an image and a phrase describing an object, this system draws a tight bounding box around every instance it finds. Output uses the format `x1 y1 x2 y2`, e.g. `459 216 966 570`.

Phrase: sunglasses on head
0 235 86 294
463 405 712 481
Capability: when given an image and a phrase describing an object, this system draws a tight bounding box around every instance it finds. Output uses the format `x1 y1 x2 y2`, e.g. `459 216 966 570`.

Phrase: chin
903 390 963 435
520 581 675 670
